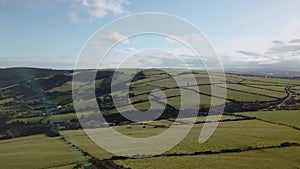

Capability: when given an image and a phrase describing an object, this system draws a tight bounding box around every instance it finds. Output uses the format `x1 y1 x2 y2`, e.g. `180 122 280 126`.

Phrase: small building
57 105 62 110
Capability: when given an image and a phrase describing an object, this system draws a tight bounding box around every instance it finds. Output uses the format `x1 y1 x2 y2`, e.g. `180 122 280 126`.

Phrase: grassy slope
0 135 86 169
225 84 287 98
0 68 68 88
61 115 300 159
115 146 300 169
0 98 14 105
112 111 300 169
35 70 300 116
238 110 300 128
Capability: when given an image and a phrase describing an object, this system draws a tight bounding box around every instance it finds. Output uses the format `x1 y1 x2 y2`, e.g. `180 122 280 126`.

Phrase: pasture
0 135 86 169
60 113 300 160
238 110 300 128
115 146 300 169
0 98 13 105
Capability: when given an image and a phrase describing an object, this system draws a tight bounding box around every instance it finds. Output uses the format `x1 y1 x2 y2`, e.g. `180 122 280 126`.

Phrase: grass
165 120 300 155
48 79 96 93
9 112 95 124
3 69 300 168
44 112 95 123
130 74 170 86
48 81 73 93
225 84 287 98
0 135 86 169
130 84 159 95
47 164 78 169
129 88 180 103
0 98 13 105
7 116 43 124
60 130 114 159
189 84 277 102
237 74 300 86
179 115 245 124
85 71 299 112
167 94 226 109
61 116 300 159
248 85 286 92
224 89 276 102
114 146 300 169
237 110 300 128
291 86 300 93
48 94 72 105
45 113 78 123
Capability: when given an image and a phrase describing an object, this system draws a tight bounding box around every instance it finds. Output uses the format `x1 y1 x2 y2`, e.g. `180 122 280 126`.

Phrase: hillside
0 67 70 88
0 68 299 125
0 68 299 168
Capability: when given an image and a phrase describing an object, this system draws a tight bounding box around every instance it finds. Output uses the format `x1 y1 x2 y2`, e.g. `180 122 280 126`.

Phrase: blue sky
1 0 300 70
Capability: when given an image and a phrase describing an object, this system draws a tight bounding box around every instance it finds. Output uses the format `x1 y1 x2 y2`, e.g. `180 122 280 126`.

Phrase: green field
40 70 300 118
0 98 13 105
225 89 275 102
0 135 86 169
238 110 300 128
48 81 74 93
1 68 300 168
237 75 299 86
225 84 287 98
7 116 43 124
60 113 300 159
166 120 300 155
115 146 300 169
2 110 300 168
7 112 96 124
291 86 300 93
248 85 286 92
193 84 278 102
127 72 292 106
61 130 114 159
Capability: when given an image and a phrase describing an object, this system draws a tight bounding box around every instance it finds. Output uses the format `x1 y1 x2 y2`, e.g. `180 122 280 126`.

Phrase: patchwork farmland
0 68 299 168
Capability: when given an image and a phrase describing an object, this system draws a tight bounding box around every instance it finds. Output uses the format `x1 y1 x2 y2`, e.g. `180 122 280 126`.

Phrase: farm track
277 87 293 108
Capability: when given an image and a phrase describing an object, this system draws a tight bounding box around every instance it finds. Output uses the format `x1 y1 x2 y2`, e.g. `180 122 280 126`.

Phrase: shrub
45 126 60 137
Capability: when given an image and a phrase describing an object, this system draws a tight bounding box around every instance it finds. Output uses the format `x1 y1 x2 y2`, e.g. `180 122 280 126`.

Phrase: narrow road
277 87 293 108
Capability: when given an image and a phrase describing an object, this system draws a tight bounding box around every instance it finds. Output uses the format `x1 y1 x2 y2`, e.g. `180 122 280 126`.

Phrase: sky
1 0 300 71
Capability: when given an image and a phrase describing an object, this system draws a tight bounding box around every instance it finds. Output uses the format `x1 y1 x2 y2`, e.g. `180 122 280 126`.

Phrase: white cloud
67 0 129 22
68 5 80 23
81 0 129 19
165 36 177 44
0 0 129 22
170 48 195 57
220 20 300 66
105 31 130 44
166 34 208 46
